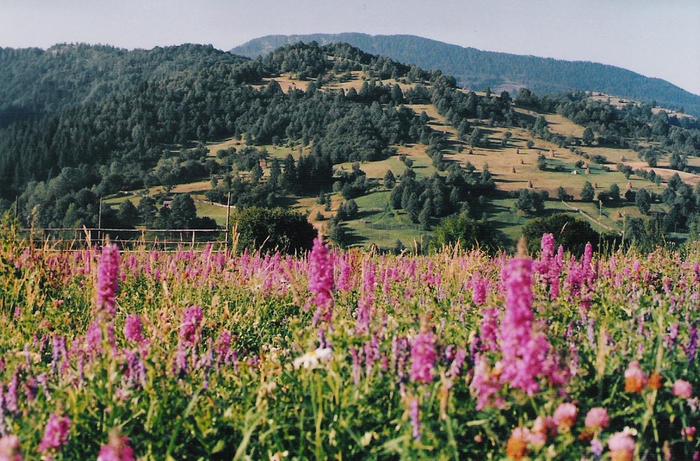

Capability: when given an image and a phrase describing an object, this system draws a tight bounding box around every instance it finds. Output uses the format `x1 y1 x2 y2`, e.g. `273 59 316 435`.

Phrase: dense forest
232 33 700 117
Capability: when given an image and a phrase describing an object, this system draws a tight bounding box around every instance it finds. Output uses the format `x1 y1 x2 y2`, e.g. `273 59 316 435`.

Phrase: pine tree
418 198 432 230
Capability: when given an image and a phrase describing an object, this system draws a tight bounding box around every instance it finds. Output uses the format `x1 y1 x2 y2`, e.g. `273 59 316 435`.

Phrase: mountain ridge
231 33 700 116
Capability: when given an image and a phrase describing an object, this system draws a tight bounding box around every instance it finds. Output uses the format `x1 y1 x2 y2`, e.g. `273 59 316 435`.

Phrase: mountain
231 33 700 117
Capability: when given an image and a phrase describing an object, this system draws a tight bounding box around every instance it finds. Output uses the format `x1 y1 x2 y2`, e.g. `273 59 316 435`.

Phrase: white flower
293 347 333 370
270 450 289 461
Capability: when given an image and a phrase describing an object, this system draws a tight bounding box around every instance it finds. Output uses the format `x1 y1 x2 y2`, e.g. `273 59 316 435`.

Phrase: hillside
231 33 700 117
1 41 699 251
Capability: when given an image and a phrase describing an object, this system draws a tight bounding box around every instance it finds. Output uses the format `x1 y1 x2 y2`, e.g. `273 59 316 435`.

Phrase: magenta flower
179 306 204 346
86 321 103 354
308 236 334 324
471 275 488 306
337 256 353 292
682 426 697 442
215 331 234 366
38 414 71 453
500 257 556 395
470 357 507 411
356 262 376 334
536 233 563 299
478 308 500 352
97 432 136 461
447 348 467 378
540 233 556 262
124 315 144 344
410 332 437 384
96 245 121 317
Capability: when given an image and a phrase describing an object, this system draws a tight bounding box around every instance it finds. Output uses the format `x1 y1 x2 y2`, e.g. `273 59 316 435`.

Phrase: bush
521 213 618 256
233 207 316 254
432 213 503 252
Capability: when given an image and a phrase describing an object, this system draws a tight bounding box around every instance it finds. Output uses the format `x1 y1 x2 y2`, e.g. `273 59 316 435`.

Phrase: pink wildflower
624 361 647 393
590 438 604 457
673 379 693 399
471 276 488 306
410 332 436 384
356 262 376 334
500 257 556 395
553 403 578 431
179 306 203 346
608 432 635 461
86 321 103 354
0 435 22 461
682 426 697 442
96 244 120 317
409 397 421 440
529 416 556 448
309 236 334 324
536 234 563 299
470 356 505 410
123 315 144 344
38 414 71 453
337 256 353 292
584 407 610 432
478 308 500 352
97 432 136 461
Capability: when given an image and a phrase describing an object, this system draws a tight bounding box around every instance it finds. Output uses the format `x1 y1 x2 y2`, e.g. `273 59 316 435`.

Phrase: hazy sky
1 0 699 94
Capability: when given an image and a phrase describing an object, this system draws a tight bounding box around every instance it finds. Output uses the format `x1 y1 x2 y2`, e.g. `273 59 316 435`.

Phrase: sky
1 0 699 95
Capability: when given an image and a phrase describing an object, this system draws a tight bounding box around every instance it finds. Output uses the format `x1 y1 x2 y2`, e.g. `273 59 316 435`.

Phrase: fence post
97 197 103 247
225 191 232 252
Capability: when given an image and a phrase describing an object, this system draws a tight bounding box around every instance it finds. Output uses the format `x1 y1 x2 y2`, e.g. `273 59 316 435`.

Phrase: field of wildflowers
0 224 698 460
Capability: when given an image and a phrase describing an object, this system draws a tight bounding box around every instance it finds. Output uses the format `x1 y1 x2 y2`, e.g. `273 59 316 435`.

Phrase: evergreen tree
383 169 396 189
581 182 595 202
116 200 139 228
418 198 432 230
170 194 198 228
137 196 158 227
636 188 651 214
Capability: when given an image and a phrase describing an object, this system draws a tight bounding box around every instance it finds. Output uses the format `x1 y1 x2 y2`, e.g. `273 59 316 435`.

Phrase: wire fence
17 227 234 252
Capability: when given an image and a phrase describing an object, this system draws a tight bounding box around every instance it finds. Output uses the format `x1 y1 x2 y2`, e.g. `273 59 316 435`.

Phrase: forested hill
0 43 249 124
231 33 700 117
0 41 445 224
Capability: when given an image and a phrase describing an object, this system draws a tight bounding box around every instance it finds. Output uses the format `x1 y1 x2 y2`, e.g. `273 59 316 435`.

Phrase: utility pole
97 197 103 247
225 191 232 252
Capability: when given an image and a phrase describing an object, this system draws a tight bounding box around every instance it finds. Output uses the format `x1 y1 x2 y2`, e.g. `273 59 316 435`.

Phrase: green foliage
521 213 615 256
515 189 547 214
432 212 502 251
581 182 595 202
635 188 651 214
233 207 316 254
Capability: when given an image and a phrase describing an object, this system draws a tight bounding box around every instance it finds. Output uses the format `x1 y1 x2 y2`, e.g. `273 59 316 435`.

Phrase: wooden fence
17 226 236 252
